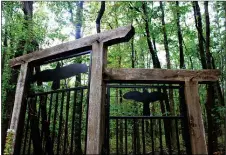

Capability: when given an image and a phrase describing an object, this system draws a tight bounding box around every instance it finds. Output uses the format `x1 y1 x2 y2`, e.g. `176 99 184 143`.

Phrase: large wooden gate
7 25 220 155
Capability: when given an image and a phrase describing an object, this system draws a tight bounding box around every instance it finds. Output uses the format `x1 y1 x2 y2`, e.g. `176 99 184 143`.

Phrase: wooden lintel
9 25 134 67
104 68 220 82
184 80 208 154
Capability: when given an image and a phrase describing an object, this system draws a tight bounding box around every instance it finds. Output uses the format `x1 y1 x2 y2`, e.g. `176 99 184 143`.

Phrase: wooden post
184 79 208 154
7 63 29 154
86 42 107 154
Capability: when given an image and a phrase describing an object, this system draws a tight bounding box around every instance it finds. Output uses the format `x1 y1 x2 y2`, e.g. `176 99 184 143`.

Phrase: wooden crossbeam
104 68 221 82
9 25 134 67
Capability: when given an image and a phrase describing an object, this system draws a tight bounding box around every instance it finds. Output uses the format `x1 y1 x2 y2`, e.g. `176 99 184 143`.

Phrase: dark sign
32 63 88 90
123 89 165 116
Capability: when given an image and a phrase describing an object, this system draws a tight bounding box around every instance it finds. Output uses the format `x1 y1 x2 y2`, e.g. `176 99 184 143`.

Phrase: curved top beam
9 25 135 67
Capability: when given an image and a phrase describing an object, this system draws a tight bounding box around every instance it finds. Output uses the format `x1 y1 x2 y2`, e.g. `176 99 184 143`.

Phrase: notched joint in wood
21 60 26 64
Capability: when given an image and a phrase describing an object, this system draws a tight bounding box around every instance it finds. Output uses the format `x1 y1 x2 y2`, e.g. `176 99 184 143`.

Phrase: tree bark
29 98 43 155
160 1 170 69
96 1 105 33
2 1 35 152
176 1 185 69
68 2 84 154
131 37 135 68
204 2 212 69
1 26 7 75
142 2 161 68
192 2 207 69
204 2 220 154
160 2 176 150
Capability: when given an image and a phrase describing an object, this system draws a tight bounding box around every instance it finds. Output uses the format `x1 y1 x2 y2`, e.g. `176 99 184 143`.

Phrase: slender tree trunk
176 1 185 69
23 2 45 154
2 1 36 152
75 1 83 84
96 1 105 33
68 1 83 85
224 6 226 150
160 2 170 69
68 2 84 154
142 2 161 68
192 2 207 69
204 2 212 69
189 57 194 69
204 2 220 154
1 28 7 75
160 2 176 151
131 37 135 68
29 98 43 155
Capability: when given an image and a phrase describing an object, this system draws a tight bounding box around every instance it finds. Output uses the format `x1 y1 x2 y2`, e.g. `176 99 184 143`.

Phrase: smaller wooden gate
104 84 192 154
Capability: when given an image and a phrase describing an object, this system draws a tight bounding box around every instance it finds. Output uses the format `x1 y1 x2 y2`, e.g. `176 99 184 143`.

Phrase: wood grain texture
184 80 208 154
86 42 107 154
9 63 29 154
104 68 220 82
9 25 134 67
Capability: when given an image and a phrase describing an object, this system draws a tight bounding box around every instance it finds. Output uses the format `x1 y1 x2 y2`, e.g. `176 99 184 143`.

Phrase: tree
68 2 84 154
142 2 161 68
2 1 38 151
96 1 105 33
176 2 185 69
192 2 207 69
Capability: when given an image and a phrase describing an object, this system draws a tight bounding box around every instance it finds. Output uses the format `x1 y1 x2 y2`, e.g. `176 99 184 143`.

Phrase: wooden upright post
184 79 208 154
86 42 107 154
7 63 29 154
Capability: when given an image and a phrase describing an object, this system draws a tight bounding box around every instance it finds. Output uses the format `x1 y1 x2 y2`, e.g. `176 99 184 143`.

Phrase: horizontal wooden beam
104 68 221 82
9 25 134 67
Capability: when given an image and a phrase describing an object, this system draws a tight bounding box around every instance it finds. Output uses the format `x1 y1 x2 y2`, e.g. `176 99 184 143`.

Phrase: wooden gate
104 84 192 154
7 25 220 155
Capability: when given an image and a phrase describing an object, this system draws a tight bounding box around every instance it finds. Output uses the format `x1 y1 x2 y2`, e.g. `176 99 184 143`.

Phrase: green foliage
1 1 225 153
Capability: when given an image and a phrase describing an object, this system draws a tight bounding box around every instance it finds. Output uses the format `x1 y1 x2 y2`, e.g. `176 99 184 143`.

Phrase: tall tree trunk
68 1 83 84
176 1 185 69
96 1 105 33
160 2 170 69
160 2 177 151
192 2 207 69
224 3 226 153
2 1 36 152
142 2 161 68
193 2 214 153
131 37 135 68
1 2 13 151
1 28 7 75
204 2 212 69
67 2 84 154
23 2 45 154
204 2 220 154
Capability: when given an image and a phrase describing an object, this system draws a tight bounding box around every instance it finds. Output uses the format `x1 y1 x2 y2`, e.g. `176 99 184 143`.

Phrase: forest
1 1 226 155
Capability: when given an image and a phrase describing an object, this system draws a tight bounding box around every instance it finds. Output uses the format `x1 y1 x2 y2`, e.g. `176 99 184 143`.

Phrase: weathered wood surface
104 68 220 82
184 80 208 154
9 25 134 67
86 42 107 154
9 63 29 154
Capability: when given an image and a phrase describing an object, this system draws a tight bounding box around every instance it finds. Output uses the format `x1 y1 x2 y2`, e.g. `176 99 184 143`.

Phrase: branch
96 1 105 33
